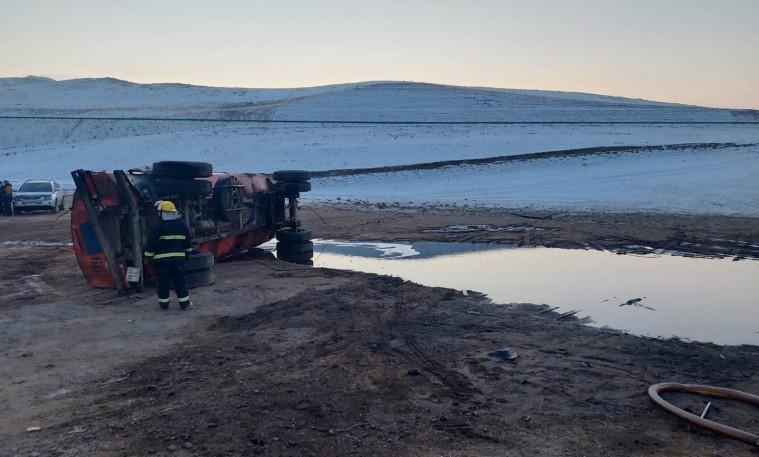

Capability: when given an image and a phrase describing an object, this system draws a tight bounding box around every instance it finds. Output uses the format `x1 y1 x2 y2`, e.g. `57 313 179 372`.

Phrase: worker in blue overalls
144 201 193 310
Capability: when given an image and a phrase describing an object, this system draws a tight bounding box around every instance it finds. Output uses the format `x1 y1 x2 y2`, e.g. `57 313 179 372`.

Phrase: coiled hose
648 382 759 446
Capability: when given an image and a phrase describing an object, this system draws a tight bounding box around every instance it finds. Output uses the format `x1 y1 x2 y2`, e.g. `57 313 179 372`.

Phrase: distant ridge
0 77 755 122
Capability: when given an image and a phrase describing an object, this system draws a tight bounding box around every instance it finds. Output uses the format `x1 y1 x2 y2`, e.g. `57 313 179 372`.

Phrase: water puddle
297 240 759 346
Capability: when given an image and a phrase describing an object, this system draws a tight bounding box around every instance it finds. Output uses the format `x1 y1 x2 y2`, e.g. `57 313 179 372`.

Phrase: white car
13 180 66 213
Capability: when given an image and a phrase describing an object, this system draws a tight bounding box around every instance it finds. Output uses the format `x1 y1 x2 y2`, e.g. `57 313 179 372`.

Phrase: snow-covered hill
272 82 750 123
1 76 755 122
0 76 351 119
1 77 757 215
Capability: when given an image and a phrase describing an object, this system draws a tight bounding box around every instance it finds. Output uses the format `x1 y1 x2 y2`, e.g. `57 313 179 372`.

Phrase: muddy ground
300 202 759 260
1 206 758 457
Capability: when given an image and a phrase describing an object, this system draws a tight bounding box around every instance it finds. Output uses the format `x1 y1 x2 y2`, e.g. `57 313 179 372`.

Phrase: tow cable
648 382 759 447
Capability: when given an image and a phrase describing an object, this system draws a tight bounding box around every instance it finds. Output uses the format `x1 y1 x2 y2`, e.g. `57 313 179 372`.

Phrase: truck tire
276 228 312 243
277 241 314 255
272 170 311 182
277 251 314 266
272 181 311 194
185 251 214 288
187 251 214 270
153 161 213 178
186 268 215 288
154 178 212 197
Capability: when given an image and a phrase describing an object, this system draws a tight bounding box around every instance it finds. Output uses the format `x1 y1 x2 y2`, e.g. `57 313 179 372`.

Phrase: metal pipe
288 196 298 228
700 402 712 419
648 382 759 446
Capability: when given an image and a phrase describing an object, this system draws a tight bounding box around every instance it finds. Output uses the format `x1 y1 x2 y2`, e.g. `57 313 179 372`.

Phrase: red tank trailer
70 161 313 293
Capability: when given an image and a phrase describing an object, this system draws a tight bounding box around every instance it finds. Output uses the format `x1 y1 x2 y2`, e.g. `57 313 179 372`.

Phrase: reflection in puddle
312 240 420 258
307 240 759 346
313 239 505 259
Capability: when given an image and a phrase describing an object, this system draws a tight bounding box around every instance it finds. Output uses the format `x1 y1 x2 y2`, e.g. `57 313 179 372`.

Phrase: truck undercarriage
70 161 312 292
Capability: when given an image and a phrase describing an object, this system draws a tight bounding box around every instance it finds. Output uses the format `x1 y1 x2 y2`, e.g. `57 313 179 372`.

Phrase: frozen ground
308 145 759 216
1 77 757 215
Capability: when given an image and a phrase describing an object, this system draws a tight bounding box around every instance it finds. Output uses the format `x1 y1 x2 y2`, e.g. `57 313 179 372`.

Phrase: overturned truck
70 161 313 293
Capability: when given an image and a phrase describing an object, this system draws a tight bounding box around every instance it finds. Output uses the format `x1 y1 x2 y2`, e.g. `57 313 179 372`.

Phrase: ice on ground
313 240 420 258
307 146 759 217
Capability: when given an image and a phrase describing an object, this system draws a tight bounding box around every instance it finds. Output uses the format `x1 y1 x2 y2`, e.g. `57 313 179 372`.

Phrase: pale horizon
2 0 758 109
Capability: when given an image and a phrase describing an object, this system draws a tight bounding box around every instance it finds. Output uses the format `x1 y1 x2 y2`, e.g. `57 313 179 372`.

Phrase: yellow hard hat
157 200 177 212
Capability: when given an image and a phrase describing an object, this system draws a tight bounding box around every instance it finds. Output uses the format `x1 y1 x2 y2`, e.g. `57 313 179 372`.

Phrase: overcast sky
1 0 757 108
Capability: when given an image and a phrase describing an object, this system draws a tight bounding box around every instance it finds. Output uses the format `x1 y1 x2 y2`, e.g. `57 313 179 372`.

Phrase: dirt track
1 208 758 456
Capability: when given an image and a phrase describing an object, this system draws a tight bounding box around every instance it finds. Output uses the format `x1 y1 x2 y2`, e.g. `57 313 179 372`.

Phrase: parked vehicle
13 180 65 213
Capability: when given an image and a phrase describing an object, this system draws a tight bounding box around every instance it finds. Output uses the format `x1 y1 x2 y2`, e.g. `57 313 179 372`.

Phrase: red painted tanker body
71 163 292 290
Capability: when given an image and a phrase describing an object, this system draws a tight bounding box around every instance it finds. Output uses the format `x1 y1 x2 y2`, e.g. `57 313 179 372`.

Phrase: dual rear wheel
151 161 216 289
272 170 313 265
276 228 314 265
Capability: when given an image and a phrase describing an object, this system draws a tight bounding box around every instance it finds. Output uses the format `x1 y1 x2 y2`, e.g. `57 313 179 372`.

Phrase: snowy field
308 145 759 216
1 77 758 216
3 120 759 187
